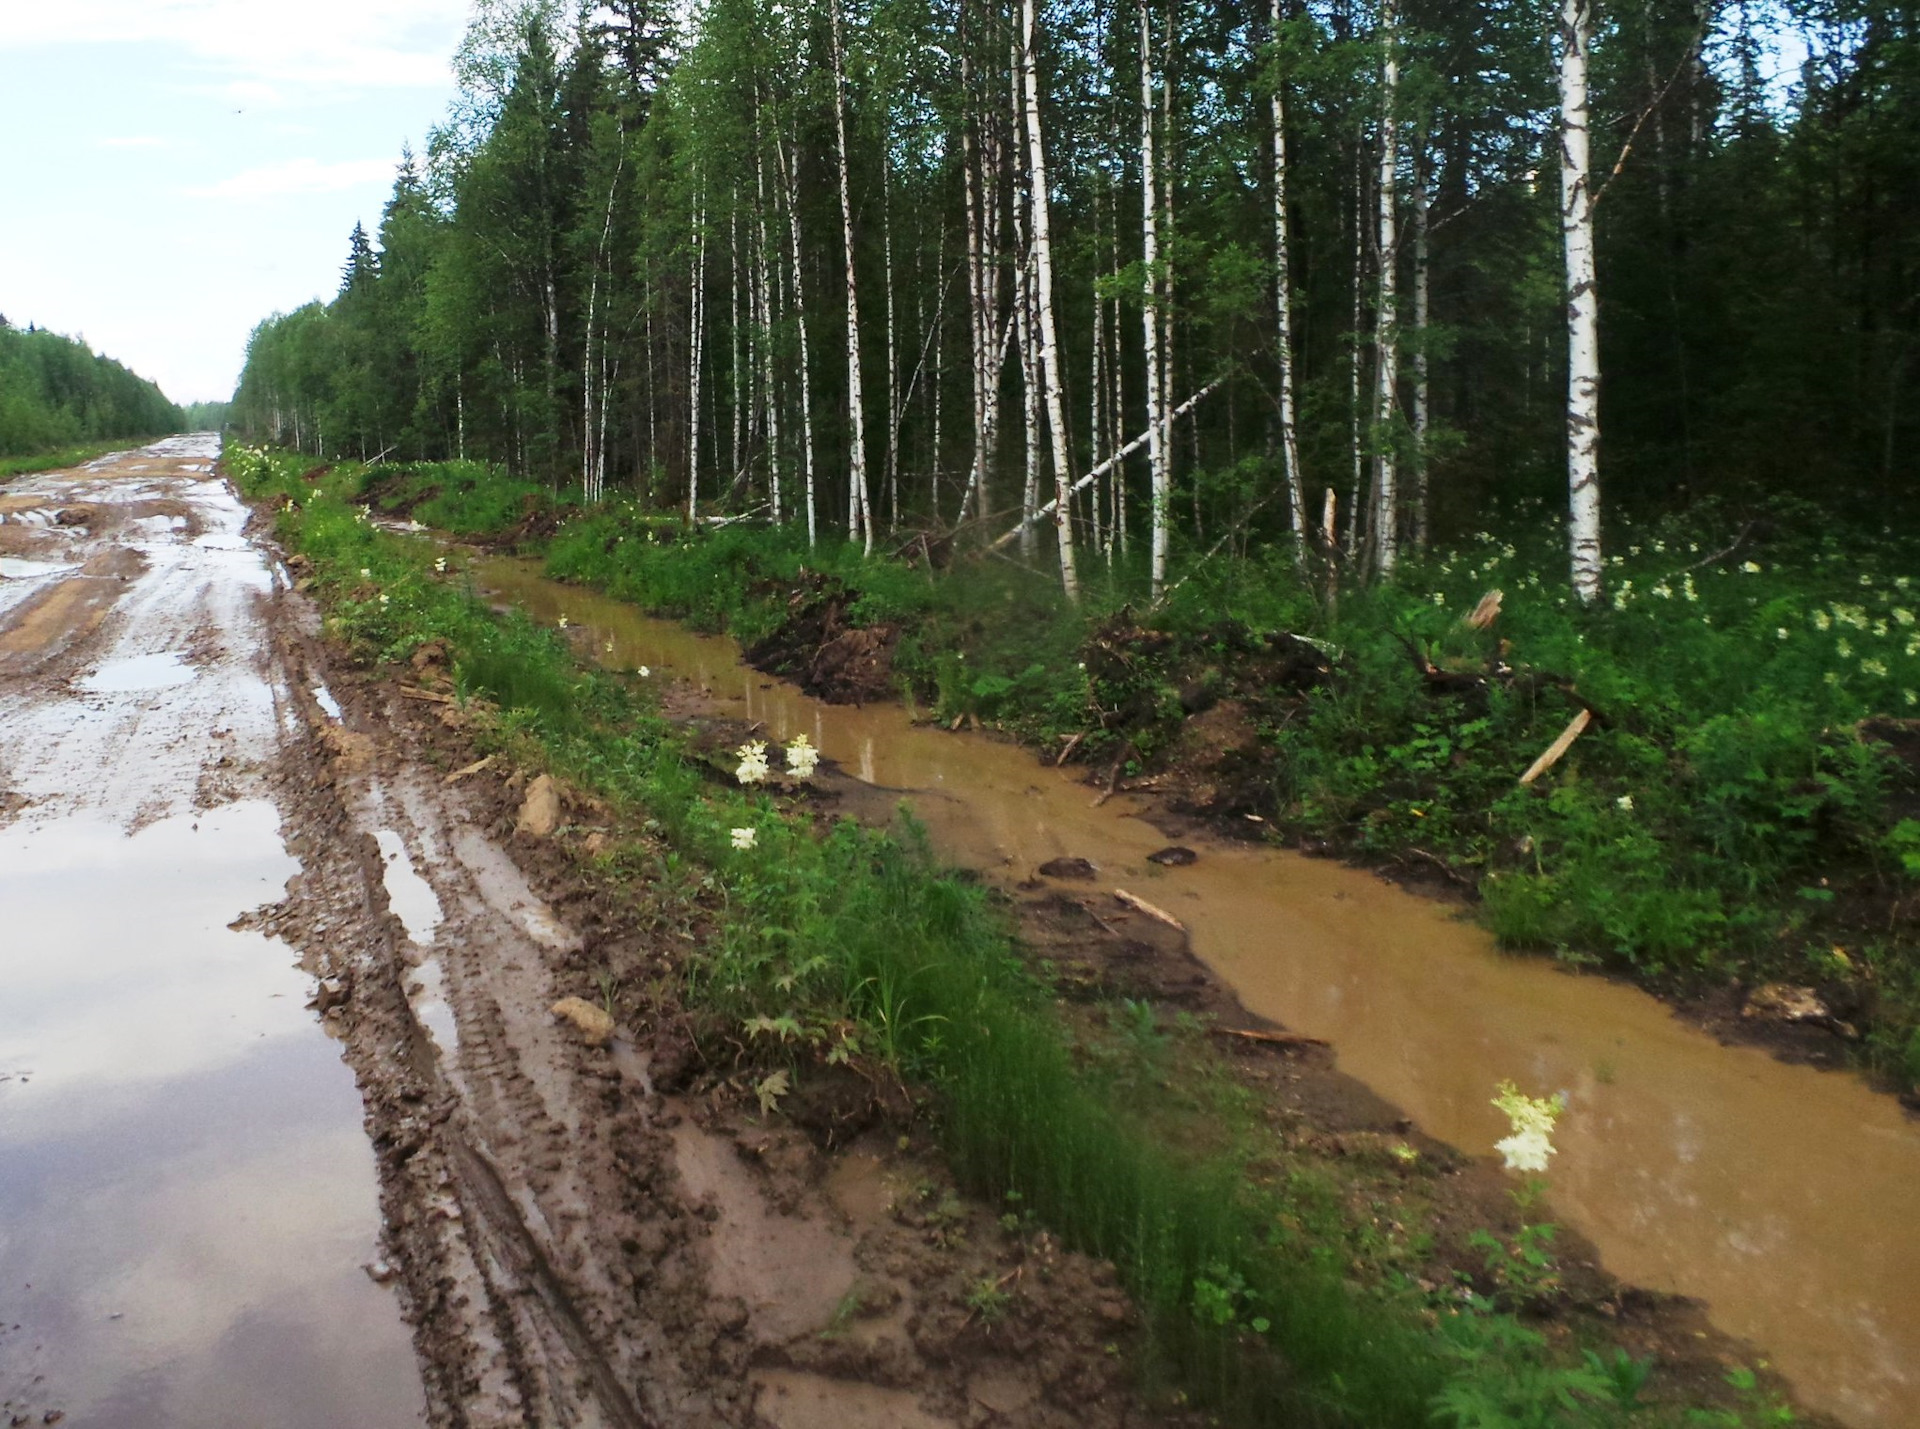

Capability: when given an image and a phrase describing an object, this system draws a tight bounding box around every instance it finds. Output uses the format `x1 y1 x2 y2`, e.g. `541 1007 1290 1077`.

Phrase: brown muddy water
480 555 1920 1429
0 438 423 1427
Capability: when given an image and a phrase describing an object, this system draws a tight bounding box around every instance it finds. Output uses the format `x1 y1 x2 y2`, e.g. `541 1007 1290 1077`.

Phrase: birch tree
1020 0 1080 600
829 0 874 550
1559 0 1603 604
1269 0 1306 553
1139 0 1170 600
1372 0 1402 579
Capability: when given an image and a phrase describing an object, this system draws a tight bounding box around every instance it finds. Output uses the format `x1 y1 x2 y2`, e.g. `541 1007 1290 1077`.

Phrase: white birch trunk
755 131 783 522
779 137 818 546
1139 0 1169 599
1411 140 1431 551
688 196 706 519
1560 0 1603 603
1346 141 1366 559
1269 0 1306 550
1021 0 1079 598
883 156 900 530
829 0 873 551
1372 0 1401 579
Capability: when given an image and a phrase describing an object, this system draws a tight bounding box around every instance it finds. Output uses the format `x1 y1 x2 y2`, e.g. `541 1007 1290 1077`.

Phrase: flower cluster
785 734 819 780
735 740 770 785
1491 1080 1566 1175
730 827 757 850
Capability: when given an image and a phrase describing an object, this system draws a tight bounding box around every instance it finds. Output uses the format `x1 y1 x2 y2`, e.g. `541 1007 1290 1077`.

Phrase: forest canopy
0 318 184 456
231 0 1919 594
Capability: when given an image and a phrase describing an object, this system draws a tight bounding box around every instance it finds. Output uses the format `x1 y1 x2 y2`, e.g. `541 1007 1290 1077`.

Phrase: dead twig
1055 731 1087 767
1113 888 1186 932
1210 1026 1330 1050
398 685 455 704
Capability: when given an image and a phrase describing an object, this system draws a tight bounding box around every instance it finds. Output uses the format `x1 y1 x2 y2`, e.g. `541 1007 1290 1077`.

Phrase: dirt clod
550 995 615 1047
515 773 561 837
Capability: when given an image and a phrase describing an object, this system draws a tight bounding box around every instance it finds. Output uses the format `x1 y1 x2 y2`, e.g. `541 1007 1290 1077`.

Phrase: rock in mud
1146 845 1198 867
515 774 562 838
1741 983 1830 1024
1037 856 1097 881
550 995 615 1047
312 975 350 1013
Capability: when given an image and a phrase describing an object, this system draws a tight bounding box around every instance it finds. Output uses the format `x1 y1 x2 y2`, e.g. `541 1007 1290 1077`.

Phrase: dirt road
0 436 422 1426
1 441 1171 1427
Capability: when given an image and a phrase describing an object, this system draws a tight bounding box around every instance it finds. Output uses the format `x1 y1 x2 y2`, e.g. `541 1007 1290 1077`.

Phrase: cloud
97 136 167 150
186 157 399 200
0 1 469 93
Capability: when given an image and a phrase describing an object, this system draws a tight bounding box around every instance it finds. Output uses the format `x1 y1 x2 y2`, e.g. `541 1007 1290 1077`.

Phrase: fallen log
989 379 1224 551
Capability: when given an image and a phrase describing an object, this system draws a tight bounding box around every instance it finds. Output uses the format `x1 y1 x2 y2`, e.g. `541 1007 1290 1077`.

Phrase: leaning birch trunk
1410 140 1432 551
1371 0 1401 579
1020 0 1080 600
829 0 872 551
1139 0 1170 600
1560 0 1603 604
779 138 818 546
1269 0 1306 552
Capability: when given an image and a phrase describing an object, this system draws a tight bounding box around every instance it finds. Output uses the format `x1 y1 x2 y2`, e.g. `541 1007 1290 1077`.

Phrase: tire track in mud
259 618 679 1427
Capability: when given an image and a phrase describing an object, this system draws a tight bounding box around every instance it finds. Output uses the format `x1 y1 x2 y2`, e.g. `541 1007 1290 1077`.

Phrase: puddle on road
374 829 444 944
0 557 76 580
0 800 424 1428
481 555 1920 1428
78 651 197 694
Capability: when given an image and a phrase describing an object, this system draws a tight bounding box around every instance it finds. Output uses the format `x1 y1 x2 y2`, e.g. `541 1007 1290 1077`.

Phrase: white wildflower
1895 609 1915 627
558 616 569 629
359 567 372 579
729 827 758 850
1897 577 1912 592
1682 575 1698 603
1492 1080 1566 1176
1906 690 1917 707
378 593 389 607
1838 637 1853 658
1875 619 1890 637
1651 583 1673 600
1862 658 1889 678
784 734 820 780
434 557 448 574
1861 573 1875 587
1615 794 1633 812
1776 628 1790 640
1741 561 1762 574
735 740 770 785
1813 610 1832 631
638 665 651 677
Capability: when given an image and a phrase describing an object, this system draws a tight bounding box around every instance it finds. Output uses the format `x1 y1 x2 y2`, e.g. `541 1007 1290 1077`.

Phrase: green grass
226 440 1778 1429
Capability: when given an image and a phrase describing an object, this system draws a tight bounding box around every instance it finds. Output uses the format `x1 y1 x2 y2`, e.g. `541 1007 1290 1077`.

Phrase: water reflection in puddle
374 830 443 945
0 802 423 1426
78 651 196 694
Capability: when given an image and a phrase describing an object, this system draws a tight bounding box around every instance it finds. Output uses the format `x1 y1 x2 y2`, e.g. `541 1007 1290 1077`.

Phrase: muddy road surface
0 437 423 1426
3 440 1171 1428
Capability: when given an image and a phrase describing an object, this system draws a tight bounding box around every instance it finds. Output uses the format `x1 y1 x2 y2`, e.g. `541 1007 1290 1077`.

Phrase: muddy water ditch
479 555 1920 1429
0 439 422 1427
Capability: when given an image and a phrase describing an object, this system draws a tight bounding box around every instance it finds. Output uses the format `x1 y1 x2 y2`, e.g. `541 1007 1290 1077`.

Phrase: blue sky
0 2 471 405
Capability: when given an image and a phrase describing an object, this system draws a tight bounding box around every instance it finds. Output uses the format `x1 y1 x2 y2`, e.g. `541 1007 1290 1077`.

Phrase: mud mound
745 577 900 705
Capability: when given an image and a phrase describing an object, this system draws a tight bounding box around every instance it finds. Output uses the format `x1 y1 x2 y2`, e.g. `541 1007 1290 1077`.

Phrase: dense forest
0 318 183 456
232 0 1918 595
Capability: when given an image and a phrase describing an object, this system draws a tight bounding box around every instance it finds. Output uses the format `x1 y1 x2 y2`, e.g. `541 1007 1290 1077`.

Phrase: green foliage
0 320 181 456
